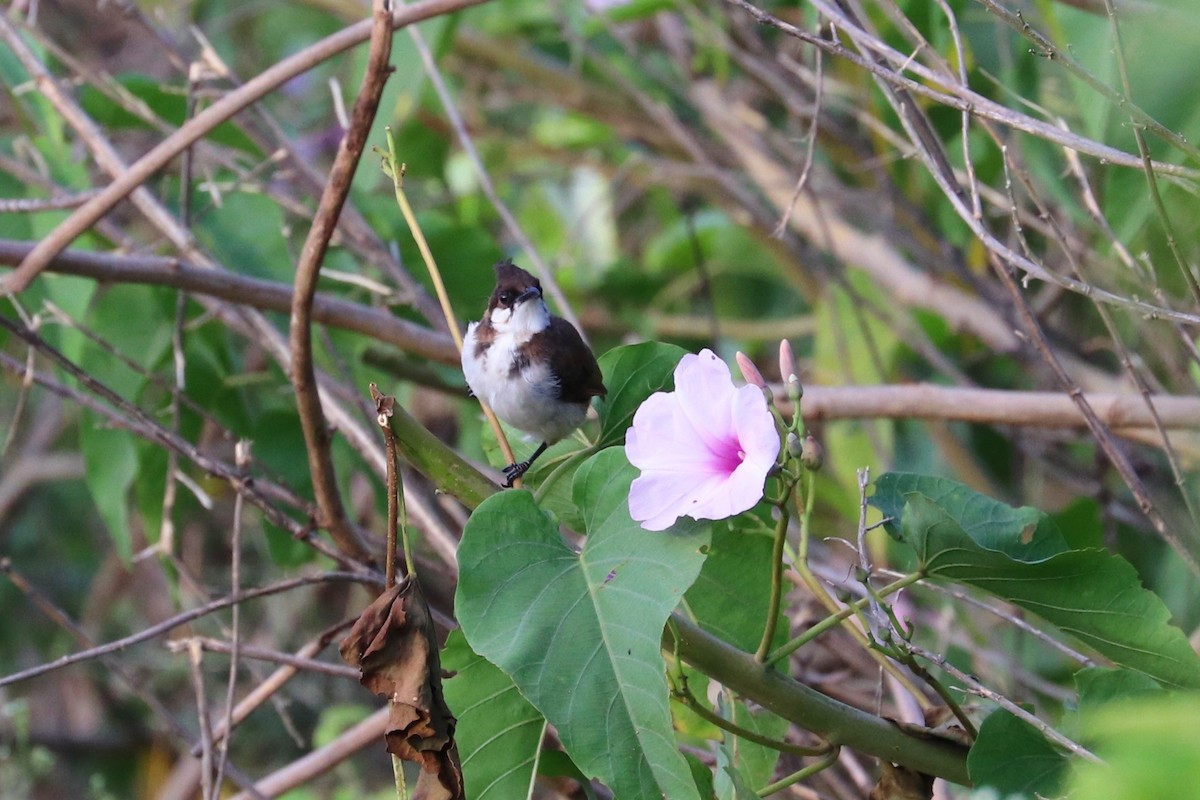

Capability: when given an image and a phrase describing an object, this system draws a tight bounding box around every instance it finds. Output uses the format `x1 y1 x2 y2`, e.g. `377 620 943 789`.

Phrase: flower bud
735 351 767 390
778 339 796 385
801 434 823 471
786 432 803 458
786 374 803 403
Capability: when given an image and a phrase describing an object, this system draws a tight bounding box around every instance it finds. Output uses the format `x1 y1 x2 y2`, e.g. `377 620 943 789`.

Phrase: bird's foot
502 460 532 488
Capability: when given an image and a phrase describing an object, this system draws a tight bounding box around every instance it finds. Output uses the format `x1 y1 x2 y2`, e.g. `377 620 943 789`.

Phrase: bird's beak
516 286 543 304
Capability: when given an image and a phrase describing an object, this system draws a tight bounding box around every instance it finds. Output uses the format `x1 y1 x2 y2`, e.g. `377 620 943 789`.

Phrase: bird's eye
498 290 515 307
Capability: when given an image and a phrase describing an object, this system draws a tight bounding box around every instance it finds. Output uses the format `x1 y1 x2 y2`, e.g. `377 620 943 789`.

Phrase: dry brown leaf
341 578 463 799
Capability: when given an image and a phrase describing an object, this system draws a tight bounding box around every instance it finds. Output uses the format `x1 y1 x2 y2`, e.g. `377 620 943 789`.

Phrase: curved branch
290 0 394 564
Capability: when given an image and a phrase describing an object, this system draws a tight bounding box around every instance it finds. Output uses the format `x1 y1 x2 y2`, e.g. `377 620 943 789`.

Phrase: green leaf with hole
871 473 1069 562
442 630 545 799
595 342 687 447
896 491 1200 689
456 448 709 799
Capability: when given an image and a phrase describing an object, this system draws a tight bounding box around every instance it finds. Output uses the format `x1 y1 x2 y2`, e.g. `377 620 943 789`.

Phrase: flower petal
672 350 738 456
628 469 731 531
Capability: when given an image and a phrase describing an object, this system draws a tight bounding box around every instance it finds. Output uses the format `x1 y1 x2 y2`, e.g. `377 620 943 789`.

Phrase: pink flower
625 349 781 531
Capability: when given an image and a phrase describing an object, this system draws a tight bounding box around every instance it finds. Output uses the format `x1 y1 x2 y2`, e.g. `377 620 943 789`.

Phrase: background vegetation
1 0 1199 797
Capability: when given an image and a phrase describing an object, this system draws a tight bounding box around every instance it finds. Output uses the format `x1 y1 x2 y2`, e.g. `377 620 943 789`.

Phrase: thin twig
171 636 361 680
213 440 251 800
196 618 358 756
187 640 217 800
906 643 1101 763
0 572 374 689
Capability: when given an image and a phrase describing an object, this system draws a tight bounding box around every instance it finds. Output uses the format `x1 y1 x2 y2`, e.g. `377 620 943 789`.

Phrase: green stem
668 617 970 785
386 402 496 510
672 681 829 757
391 754 409 800
755 480 794 661
757 745 841 796
764 573 921 666
532 445 596 504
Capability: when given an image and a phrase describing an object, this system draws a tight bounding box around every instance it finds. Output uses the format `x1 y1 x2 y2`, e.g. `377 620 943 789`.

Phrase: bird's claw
502 460 531 488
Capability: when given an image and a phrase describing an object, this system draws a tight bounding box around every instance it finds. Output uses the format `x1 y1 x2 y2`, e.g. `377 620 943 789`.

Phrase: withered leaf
341 578 463 800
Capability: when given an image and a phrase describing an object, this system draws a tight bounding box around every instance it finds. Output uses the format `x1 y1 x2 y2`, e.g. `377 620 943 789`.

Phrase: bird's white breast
462 314 588 444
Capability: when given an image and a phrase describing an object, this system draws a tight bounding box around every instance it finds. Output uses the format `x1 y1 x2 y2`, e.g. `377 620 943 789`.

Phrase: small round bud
786 374 803 404
786 432 803 458
801 434 823 471
835 587 852 603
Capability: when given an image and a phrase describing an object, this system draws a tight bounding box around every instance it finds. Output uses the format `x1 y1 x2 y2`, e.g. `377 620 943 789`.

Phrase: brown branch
172 636 361 680
0 240 458 363
227 707 390 800
791 383 1200 432
194 619 357 758
0 0 491 295
290 0 394 565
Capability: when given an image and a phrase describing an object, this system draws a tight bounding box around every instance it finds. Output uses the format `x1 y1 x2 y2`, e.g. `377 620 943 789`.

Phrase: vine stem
755 475 797 661
381 128 518 481
757 746 841 796
764 572 921 667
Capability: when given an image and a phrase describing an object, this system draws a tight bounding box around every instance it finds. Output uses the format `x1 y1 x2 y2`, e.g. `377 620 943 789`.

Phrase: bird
462 259 607 487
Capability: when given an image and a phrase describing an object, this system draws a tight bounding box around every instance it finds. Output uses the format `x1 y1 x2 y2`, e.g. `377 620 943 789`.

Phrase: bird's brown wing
543 317 607 403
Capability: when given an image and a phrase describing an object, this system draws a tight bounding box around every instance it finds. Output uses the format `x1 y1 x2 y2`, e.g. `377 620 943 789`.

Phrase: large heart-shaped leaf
456 448 709 799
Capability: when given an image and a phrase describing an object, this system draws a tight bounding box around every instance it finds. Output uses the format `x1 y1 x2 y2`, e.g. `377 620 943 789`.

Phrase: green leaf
1074 667 1163 709
456 448 710 799
898 493 1200 689
595 342 687 447
442 630 545 799
80 412 139 562
967 710 1065 796
684 522 779 653
714 699 787 799
871 473 1069 562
